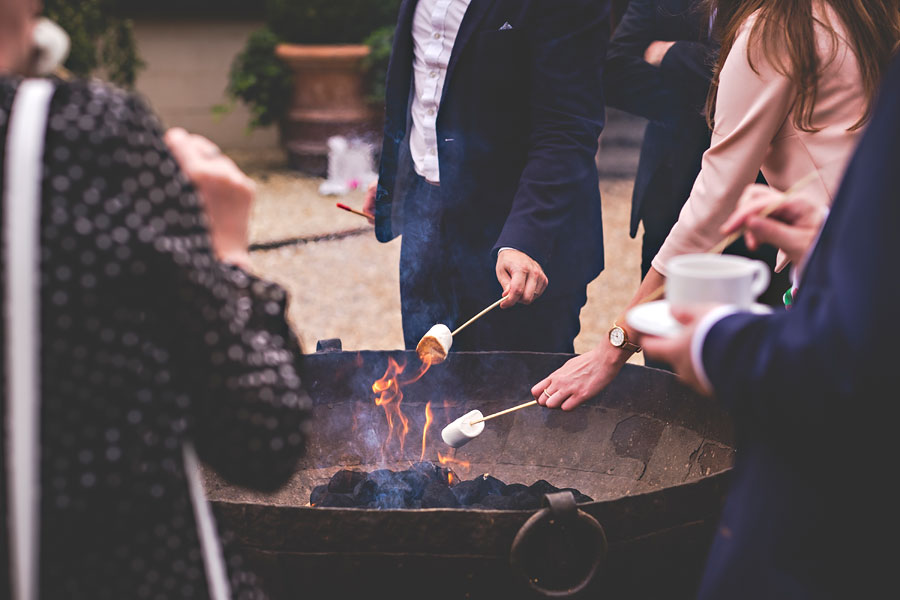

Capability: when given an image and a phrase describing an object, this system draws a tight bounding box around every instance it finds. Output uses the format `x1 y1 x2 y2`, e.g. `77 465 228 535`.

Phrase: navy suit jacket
375 0 609 294
697 55 900 599
603 0 716 241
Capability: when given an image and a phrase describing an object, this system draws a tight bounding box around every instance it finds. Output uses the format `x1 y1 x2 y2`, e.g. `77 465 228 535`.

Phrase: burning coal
310 462 594 510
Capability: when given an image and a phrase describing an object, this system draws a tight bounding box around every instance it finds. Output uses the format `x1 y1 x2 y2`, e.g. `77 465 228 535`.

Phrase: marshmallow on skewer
441 410 485 448
416 324 453 365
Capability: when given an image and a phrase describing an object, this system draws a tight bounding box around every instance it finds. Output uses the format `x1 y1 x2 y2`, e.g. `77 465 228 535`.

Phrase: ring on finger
542 389 553 398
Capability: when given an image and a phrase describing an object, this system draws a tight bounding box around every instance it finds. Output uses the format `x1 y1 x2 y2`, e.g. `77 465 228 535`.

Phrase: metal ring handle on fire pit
510 491 608 598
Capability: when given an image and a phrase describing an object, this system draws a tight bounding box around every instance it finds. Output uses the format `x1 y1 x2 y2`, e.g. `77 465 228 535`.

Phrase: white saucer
625 300 774 339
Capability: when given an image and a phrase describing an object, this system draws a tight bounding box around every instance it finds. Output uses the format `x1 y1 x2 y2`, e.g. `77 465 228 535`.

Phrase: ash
310 462 593 509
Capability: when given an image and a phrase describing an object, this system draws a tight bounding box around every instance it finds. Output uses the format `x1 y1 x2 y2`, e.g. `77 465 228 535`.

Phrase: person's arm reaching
651 16 796 273
493 0 607 301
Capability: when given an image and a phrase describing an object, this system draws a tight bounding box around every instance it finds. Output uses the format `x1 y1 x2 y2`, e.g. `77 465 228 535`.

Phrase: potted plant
224 0 400 175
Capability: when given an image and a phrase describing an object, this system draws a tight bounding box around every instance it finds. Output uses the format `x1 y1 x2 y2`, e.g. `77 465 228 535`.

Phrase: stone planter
275 43 382 176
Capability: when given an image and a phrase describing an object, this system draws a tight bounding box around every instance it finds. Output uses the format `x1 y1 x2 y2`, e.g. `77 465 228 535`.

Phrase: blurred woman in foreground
0 0 311 597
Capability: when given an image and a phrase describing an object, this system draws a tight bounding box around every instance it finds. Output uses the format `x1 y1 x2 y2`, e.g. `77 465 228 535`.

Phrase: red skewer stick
336 203 373 219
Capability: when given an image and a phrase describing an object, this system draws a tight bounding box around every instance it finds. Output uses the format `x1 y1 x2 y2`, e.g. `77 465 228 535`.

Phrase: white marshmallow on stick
441 410 485 448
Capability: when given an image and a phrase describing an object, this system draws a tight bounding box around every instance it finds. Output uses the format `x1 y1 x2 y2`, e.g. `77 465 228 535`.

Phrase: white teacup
666 254 771 310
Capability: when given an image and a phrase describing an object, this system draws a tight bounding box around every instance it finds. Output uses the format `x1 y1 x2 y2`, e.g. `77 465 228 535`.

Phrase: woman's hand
530 343 632 411
724 184 828 270
164 128 255 270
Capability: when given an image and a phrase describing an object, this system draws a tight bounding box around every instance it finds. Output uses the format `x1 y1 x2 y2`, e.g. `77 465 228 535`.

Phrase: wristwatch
608 323 642 353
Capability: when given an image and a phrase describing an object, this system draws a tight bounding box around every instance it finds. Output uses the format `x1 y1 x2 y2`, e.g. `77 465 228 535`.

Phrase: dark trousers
399 174 586 353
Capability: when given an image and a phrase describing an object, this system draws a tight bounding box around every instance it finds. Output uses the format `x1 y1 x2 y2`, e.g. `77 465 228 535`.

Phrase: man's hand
723 184 829 269
644 40 675 67
362 179 377 224
164 127 255 270
496 249 548 308
636 305 718 396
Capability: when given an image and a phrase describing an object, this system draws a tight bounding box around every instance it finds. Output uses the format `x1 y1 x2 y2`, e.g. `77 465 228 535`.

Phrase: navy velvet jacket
697 55 900 599
375 0 609 293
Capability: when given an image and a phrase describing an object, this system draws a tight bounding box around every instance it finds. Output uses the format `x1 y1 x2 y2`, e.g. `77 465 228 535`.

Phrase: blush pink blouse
652 4 866 275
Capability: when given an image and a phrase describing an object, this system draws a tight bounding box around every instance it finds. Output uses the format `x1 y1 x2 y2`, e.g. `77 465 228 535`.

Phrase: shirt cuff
691 305 742 395
499 247 516 253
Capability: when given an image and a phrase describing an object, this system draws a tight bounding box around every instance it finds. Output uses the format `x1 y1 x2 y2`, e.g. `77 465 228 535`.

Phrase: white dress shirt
409 0 472 183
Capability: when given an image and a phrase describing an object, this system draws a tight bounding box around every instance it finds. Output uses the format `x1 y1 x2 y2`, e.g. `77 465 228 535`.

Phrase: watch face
609 327 624 346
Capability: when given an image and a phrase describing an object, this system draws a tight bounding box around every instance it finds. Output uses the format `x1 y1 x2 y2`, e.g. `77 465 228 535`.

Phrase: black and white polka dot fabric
0 77 312 599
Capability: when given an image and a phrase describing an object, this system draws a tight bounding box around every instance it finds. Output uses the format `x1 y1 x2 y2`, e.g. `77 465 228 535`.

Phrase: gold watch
608 323 642 353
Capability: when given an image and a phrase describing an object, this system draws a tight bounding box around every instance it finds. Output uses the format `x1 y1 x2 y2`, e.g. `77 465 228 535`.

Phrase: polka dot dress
0 77 312 599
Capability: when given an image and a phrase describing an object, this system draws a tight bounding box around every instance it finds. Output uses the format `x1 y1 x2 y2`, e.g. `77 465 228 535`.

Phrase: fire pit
203 347 735 599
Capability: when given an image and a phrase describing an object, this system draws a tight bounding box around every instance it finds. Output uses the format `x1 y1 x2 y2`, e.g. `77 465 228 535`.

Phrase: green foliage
43 0 144 88
222 28 294 130
224 0 401 131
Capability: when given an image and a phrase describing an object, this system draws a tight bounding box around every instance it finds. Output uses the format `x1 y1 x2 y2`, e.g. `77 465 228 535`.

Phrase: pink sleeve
651 18 796 275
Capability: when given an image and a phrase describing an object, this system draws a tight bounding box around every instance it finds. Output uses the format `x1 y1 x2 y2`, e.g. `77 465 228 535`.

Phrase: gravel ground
232 150 644 364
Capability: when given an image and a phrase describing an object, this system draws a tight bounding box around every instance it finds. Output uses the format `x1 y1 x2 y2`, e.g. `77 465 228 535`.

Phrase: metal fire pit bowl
204 348 735 599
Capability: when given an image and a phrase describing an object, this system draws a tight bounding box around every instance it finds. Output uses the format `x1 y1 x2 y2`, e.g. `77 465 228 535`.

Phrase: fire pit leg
510 491 608 598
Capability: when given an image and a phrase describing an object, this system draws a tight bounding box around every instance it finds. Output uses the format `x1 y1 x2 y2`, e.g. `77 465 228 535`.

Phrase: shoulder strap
4 78 55 600
183 443 232 600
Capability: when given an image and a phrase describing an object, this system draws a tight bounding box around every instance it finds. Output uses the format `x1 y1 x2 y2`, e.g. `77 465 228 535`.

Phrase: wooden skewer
634 171 821 308
451 297 506 337
336 202 374 220
469 400 538 425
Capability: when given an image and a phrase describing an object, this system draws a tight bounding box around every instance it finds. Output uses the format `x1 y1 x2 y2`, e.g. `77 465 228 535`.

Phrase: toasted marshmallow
416 324 453 365
441 410 484 448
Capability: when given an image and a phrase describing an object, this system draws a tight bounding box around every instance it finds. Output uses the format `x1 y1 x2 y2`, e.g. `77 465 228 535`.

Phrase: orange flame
371 357 434 461
372 358 410 456
420 402 434 462
438 452 471 473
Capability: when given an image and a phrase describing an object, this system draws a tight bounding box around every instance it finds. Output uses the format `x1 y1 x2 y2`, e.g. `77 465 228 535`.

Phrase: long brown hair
704 0 900 132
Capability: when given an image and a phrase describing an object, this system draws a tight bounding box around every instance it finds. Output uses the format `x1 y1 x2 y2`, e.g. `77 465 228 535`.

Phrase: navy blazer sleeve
659 39 714 112
700 57 900 436
605 0 714 121
493 0 608 268
604 0 675 121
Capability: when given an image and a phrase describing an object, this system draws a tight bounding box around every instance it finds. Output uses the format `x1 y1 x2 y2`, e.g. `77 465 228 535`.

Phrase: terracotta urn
275 43 381 176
